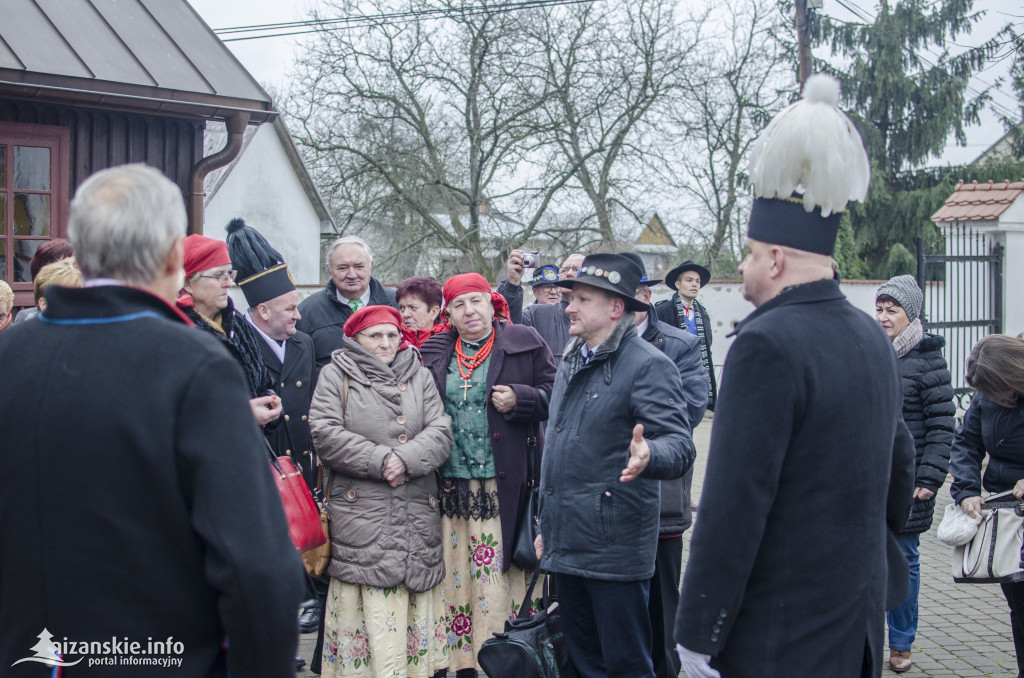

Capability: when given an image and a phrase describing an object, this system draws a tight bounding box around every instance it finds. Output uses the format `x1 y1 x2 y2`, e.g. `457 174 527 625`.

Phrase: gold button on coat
397 434 408 443
397 382 406 391
397 415 406 425
301 415 307 422
296 380 302 387
284 414 290 421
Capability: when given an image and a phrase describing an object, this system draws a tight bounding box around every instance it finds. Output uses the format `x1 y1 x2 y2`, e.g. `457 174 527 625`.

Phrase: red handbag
266 442 327 552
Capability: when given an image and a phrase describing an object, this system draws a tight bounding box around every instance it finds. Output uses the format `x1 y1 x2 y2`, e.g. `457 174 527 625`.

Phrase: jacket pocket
408 489 443 550
329 479 390 549
600 488 616 545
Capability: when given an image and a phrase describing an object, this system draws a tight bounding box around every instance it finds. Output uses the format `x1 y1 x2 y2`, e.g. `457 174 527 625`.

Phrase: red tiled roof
931 180 1024 222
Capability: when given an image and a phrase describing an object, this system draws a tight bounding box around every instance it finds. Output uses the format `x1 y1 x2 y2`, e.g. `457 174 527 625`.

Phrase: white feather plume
749 73 870 216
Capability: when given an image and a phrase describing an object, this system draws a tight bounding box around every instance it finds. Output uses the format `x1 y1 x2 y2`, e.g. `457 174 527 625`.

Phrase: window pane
0 193 5 233
0 145 6 186
14 146 50 190
0 239 5 282
14 240 43 282
13 193 50 236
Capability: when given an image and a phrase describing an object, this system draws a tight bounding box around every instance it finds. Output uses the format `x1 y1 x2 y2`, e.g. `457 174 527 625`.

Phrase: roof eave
0 70 277 124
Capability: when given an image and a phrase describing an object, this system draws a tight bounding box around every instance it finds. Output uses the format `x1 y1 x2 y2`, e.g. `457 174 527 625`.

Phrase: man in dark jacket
674 76 916 678
656 260 717 410
536 253 694 677
0 164 302 677
296 235 397 367
624 252 708 678
497 250 584 364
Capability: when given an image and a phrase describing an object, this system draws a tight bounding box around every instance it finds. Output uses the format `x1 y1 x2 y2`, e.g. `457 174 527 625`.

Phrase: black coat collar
729 278 843 338
44 285 193 326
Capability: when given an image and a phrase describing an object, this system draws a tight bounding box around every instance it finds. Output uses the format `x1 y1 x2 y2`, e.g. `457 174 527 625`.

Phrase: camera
522 250 539 268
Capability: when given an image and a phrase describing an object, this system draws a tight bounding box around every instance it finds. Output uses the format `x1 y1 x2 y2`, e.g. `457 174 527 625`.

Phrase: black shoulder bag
511 426 540 570
477 567 577 678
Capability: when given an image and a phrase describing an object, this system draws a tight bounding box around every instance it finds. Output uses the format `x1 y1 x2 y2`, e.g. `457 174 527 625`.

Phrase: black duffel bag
477 568 577 678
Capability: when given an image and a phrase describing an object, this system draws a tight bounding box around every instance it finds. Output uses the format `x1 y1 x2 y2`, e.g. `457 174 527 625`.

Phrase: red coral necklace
455 333 495 400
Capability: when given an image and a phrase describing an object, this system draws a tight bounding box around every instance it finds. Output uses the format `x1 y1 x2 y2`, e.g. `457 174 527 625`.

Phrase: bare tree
287 0 583 279
660 0 793 273
528 0 689 248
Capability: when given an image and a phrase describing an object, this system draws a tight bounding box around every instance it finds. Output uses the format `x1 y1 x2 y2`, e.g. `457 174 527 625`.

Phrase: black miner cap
225 218 295 307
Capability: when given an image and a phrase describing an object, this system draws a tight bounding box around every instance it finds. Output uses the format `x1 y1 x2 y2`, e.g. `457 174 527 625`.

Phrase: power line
827 0 1018 119
214 0 599 42
840 0 1018 115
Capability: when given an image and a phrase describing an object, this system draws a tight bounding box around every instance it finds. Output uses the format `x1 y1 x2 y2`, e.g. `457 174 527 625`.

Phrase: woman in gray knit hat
875 274 956 672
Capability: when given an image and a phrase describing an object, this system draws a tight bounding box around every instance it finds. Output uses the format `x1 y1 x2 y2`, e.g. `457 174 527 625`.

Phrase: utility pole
795 0 813 90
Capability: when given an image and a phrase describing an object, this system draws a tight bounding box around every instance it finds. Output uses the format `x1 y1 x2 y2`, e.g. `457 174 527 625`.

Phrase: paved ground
299 417 1020 676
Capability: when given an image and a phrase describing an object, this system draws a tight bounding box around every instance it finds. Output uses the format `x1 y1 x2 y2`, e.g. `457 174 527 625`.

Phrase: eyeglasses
198 270 237 283
358 331 402 344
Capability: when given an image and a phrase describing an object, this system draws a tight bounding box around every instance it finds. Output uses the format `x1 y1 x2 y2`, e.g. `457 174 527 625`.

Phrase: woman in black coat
875 276 955 673
419 273 556 678
177 234 281 427
950 333 1024 677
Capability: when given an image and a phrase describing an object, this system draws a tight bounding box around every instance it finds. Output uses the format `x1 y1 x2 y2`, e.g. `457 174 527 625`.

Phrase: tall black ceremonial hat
225 218 295 307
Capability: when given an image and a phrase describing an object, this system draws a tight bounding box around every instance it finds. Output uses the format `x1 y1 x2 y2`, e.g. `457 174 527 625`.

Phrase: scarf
892 318 923 359
676 294 713 403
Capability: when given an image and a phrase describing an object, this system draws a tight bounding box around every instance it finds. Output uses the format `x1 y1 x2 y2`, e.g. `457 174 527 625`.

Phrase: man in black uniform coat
0 165 302 677
227 219 324 652
296 235 397 368
674 75 916 678
227 218 317 489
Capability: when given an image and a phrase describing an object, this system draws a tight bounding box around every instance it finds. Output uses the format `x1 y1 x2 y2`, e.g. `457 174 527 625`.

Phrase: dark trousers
308 573 330 674
1001 581 1024 675
554 572 654 678
649 536 683 678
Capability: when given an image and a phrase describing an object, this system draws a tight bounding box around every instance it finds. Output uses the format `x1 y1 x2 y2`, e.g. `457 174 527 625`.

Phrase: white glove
676 644 720 678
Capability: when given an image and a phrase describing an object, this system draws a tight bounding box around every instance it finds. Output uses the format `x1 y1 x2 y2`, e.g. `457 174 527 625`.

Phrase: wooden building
0 0 276 308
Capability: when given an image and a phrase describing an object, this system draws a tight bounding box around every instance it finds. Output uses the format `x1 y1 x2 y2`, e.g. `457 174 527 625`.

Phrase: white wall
204 125 323 292
650 279 885 386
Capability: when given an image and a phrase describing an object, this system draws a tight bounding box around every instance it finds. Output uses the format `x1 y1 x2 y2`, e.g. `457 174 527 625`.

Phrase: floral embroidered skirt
320 580 448 678
441 477 544 670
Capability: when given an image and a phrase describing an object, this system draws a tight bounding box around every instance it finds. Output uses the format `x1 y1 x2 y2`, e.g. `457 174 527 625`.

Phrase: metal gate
916 224 1003 411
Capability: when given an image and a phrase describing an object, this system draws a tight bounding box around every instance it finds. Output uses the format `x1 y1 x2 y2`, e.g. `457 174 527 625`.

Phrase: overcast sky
187 0 1020 167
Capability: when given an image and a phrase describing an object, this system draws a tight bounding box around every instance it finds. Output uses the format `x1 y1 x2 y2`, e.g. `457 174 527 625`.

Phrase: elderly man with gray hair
0 164 303 676
297 235 398 367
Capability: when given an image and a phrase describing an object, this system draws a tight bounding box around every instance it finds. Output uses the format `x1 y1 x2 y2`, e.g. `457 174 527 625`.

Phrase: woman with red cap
178 234 281 426
309 305 453 677
419 273 557 677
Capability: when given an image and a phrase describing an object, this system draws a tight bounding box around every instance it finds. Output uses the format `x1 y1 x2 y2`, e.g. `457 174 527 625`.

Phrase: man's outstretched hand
620 424 650 482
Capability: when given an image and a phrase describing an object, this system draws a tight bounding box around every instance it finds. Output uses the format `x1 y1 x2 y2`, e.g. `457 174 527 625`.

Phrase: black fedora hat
554 253 648 312
620 252 663 286
664 260 710 291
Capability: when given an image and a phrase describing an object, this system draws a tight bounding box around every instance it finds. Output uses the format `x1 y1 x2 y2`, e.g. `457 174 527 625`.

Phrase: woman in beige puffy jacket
310 305 453 678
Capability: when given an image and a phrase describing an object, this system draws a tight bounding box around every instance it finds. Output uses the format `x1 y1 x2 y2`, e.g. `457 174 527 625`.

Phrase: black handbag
511 427 540 570
477 568 577 678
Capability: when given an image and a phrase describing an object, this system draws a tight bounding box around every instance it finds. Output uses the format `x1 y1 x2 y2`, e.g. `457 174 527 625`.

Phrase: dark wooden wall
0 99 203 197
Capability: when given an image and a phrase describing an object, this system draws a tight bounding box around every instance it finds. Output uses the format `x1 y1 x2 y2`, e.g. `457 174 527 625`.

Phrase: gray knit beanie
876 274 923 322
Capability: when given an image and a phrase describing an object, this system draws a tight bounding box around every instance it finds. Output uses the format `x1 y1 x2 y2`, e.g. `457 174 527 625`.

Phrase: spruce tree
812 0 999 276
